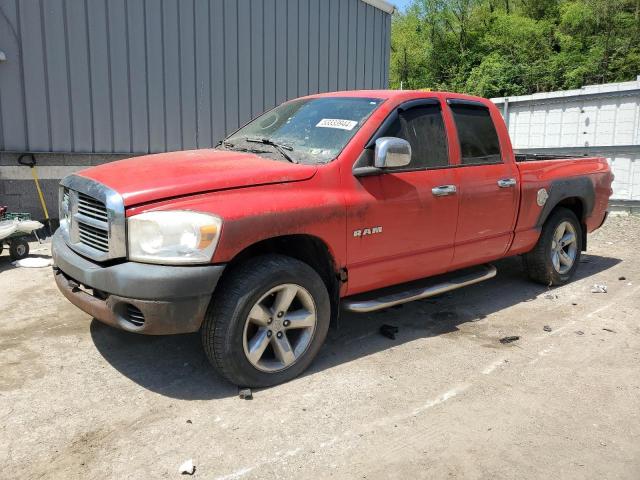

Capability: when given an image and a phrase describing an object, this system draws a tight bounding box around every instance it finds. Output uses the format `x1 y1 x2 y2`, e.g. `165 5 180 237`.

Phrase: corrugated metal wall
0 0 391 155
492 78 640 201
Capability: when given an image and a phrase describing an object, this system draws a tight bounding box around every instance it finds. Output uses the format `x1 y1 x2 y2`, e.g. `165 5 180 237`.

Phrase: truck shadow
90 253 620 400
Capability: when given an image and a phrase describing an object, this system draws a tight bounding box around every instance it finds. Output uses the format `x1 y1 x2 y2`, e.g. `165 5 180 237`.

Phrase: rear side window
383 104 449 169
449 104 502 165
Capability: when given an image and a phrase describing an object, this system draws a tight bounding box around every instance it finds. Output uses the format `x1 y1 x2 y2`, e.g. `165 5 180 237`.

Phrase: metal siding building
0 0 393 217
492 78 640 203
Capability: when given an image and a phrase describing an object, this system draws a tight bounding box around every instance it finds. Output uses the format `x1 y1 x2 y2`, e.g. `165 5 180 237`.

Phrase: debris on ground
602 328 616 333
238 388 253 400
591 284 608 293
186 419 192 424
179 459 196 475
572 302 578 306
575 330 585 335
544 293 558 300
618 276 626 281
499 336 520 344
543 325 552 332
11 257 52 268
379 324 399 340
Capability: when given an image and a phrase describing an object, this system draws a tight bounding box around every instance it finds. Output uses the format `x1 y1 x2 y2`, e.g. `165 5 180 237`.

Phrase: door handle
431 185 457 196
497 178 517 188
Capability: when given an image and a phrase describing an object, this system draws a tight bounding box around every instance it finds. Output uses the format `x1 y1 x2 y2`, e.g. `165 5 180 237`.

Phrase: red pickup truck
52 90 612 387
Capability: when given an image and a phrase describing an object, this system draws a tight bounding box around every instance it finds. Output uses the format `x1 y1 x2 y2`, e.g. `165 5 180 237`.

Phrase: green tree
556 0 640 87
389 0 640 96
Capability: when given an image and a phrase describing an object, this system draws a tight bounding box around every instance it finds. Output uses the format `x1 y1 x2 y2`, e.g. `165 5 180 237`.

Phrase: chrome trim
374 137 412 168
75 212 108 230
342 264 497 313
497 178 517 188
59 174 126 262
431 184 457 196
59 186 70 231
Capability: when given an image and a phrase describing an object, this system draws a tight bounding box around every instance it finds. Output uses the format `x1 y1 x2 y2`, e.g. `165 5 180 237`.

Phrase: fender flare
535 177 595 229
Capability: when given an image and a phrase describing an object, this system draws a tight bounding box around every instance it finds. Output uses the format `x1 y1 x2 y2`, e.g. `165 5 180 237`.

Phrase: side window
383 104 449 169
449 104 502 165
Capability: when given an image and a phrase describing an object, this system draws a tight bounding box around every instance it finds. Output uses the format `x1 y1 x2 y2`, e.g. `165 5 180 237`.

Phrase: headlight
128 211 222 265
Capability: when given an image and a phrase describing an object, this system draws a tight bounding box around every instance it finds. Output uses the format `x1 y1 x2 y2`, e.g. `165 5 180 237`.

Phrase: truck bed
510 154 611 257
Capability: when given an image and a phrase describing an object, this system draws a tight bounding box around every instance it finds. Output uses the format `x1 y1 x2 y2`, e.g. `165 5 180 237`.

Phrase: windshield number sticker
316 118 358 131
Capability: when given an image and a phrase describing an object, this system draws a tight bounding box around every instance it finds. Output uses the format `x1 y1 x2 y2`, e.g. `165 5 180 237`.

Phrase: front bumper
51 230 225 334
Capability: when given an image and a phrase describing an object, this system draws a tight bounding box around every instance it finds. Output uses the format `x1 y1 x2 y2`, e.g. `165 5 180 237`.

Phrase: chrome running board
342 264 497 313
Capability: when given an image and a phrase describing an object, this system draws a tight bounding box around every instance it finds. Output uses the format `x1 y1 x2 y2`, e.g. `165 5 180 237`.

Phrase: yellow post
18 153 50 221
31 166 49 220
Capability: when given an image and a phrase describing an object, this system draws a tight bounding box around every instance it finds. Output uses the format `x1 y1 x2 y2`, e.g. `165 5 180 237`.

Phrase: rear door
345 99 459 294
447 100 519 268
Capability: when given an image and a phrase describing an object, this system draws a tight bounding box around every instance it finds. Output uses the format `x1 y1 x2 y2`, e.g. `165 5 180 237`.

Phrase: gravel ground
1 215 639 479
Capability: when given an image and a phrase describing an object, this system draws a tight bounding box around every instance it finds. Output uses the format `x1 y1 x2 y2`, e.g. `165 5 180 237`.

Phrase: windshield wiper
246 137 298 164
217 140 271 155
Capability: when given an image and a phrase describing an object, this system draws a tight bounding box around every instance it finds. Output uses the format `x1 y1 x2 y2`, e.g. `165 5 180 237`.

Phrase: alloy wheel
551 221 578 274
242 283 317 372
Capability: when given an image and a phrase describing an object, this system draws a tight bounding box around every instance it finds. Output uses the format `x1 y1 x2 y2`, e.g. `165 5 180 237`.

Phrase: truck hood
79 149 317 206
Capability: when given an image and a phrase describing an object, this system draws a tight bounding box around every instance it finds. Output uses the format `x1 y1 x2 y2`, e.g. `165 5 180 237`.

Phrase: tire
9 238 29 260
202 254 331 387
523 207 582 286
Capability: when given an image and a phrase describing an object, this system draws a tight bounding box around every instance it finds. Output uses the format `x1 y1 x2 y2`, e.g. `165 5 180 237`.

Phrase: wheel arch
537 178 595 251
222 234 342 325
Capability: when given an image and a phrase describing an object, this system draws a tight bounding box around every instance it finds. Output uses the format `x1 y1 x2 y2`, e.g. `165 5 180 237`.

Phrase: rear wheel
523 207 582 286
201 254 331 387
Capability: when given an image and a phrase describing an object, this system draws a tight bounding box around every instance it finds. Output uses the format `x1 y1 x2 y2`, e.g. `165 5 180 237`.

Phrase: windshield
221 97 383 164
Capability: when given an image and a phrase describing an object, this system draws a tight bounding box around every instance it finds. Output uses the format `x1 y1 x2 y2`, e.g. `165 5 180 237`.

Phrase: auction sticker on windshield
316 118 358 130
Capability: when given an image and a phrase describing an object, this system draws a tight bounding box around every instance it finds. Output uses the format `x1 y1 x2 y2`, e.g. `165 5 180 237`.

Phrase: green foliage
390 0 640 97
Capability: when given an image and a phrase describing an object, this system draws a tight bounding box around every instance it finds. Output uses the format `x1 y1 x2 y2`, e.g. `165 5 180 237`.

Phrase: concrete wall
0 152 129 218
0 0 393 218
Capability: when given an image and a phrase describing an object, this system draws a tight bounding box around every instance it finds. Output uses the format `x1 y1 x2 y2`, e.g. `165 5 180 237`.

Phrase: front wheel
202 254 331 387
523 207 582 286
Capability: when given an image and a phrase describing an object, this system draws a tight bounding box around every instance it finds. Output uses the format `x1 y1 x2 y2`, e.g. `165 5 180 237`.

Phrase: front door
345 100 459 295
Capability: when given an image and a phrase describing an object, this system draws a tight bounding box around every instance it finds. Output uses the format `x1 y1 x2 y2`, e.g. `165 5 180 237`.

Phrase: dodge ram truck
52 90 613 387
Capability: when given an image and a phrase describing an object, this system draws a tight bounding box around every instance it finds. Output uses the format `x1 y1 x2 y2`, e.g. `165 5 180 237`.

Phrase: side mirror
374 137 411 169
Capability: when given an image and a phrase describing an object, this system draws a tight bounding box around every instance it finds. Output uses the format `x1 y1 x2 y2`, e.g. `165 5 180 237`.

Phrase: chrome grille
76 193 110 253
59 174 126 262
78 222 109 252
77 193 108 222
